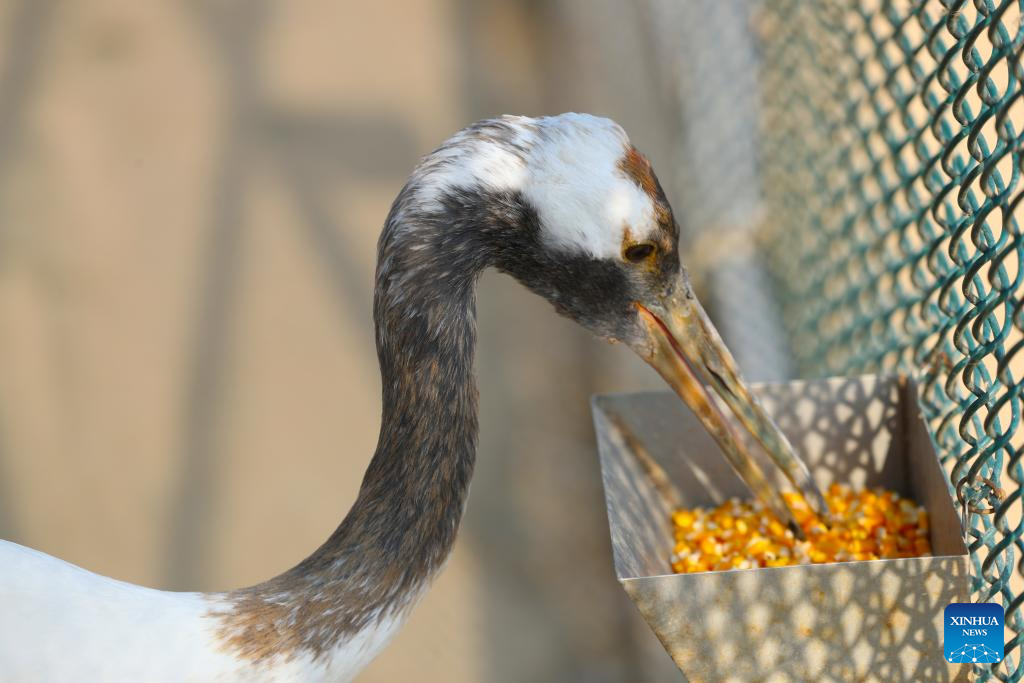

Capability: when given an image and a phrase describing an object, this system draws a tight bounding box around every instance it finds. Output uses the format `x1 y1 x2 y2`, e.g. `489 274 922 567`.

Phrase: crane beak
633 288 830 534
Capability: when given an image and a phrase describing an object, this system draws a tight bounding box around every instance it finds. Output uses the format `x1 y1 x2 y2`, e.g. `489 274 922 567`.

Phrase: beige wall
0 0 684 680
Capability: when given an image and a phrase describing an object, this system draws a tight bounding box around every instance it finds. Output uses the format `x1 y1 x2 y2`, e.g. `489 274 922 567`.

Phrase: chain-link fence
757 1 1024 679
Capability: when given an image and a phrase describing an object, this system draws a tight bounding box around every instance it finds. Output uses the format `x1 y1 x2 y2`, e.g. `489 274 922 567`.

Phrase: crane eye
624 243 656 263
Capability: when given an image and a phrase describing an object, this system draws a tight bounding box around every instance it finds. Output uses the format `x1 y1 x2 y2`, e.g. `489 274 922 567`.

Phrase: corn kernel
673 510 696 528
668 483 931 573
699 537 719 555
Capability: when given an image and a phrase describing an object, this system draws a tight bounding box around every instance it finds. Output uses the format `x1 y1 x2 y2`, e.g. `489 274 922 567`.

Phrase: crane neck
209 189 511 666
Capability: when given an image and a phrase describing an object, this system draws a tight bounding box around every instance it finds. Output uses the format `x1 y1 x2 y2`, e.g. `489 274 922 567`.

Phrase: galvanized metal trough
592 374 970 682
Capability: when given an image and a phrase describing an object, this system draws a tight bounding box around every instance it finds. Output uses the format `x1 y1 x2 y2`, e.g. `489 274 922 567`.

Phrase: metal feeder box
592 375 970 682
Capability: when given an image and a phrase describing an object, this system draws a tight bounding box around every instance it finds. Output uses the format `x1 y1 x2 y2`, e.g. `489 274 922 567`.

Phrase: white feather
413 117 534 207
413 113 661 260
522 114 656 259
0 540 406 682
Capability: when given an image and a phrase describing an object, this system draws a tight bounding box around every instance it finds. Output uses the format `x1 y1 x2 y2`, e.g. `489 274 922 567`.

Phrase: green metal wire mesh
757 0 1024 678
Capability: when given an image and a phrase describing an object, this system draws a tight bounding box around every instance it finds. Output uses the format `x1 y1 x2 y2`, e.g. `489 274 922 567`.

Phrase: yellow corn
669 484 931 574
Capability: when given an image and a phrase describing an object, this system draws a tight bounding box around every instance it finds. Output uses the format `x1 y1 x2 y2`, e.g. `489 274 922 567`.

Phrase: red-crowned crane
0 113 825 682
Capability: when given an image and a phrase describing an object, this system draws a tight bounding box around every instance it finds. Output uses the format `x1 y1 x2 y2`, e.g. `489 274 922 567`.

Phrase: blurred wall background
0 0 720 680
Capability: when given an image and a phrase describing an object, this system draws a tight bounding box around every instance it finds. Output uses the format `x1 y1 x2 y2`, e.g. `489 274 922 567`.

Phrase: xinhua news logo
944 603 1003 664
